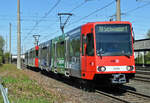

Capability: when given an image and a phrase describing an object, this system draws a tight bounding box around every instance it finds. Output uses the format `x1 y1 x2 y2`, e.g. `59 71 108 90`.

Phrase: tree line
0 35 4 64
0 35 11 65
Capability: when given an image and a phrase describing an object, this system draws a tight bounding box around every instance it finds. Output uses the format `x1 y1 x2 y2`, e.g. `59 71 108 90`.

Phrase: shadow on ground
26 66 136 96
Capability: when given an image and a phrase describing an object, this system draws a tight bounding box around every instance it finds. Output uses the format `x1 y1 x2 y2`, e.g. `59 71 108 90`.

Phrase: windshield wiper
106 52 131 58
114 52 131 58
97 53 102 59
99 53 103 59
123 54 130 58
97 50 103 59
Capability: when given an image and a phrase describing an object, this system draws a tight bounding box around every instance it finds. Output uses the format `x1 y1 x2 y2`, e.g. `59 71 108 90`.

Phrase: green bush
0 56 2 64
0 50 3 64
135 51 150 65
4 52 10 64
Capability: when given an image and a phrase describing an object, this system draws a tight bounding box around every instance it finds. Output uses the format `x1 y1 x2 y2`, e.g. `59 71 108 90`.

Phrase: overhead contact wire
23 0 61 41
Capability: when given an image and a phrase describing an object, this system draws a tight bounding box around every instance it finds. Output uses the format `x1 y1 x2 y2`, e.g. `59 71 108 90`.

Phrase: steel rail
95 90 130 103
133 76 150 83
120 87 150 99
133 78 150 83
96 86 150 103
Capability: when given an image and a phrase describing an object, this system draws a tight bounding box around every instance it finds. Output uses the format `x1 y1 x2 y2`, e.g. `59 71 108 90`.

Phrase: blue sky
0 0 150 54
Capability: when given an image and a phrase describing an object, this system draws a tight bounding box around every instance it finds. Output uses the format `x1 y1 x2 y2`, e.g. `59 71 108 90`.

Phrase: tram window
51 44 55 57
70 36 80 57
60 41 64 45
33 51 34 58
36 50 38 57
86 33 94 56
33 50 36 58
31 51 32 58
56 41 65 58
42 47 48 59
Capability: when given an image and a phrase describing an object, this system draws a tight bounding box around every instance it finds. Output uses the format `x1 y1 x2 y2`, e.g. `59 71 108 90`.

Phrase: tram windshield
95 24 132 56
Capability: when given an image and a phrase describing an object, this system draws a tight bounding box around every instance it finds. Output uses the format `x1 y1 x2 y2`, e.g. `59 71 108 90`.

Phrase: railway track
132 68 150 82
95 87 150 103
136 70 150 75
133 75 150 83
95 90 130 103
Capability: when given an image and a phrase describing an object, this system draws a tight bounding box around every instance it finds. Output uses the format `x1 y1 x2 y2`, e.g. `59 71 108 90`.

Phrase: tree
0 35 4 64
147 29 150 38
4 52 10 63
0 50 3 64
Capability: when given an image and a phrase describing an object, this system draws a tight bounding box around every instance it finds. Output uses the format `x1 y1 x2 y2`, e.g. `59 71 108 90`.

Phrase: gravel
23 69 119 103
23 68 150 103
125 79 150 96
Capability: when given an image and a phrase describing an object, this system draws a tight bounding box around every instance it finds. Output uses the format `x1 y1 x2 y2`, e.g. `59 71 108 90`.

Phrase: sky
0 0 150 54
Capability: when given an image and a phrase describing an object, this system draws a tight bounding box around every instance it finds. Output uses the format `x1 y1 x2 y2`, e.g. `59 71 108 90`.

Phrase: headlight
97 66 106 72
126 66 134 71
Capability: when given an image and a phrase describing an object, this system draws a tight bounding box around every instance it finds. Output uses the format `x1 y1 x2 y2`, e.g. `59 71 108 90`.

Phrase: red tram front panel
81 21 135 81
35 46 39 68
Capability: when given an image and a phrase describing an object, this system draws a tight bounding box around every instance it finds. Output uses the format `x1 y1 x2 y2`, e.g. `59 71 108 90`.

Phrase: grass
0 93 3 103
0 64 57 103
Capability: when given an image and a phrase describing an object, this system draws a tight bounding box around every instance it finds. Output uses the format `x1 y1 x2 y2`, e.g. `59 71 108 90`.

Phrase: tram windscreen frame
95 24 133 57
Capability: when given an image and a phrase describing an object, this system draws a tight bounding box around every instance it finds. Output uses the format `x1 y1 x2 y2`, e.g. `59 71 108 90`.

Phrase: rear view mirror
83 35 87 44
132 28 135 43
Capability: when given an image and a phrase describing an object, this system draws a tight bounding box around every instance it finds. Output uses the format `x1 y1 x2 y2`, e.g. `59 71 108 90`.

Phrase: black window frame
86 33 94 56
95 24 133 56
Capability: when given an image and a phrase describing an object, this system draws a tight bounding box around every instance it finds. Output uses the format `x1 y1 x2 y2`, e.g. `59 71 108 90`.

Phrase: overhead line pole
17 0 21 69
116 0 121 21
9 23 11 64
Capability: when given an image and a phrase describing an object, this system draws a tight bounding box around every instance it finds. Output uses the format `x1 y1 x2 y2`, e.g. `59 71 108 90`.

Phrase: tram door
81 25 91 73
81 25 95 79
51 41 57 71
81 34 86 73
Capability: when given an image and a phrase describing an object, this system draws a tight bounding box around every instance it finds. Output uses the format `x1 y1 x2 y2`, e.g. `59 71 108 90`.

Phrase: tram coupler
111 74 126 84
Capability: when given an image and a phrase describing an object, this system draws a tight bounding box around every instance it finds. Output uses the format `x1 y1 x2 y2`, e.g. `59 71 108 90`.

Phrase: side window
82 35 85 56
86 33 94 56
70 36 80 57
56 41 65 58
42 47 48 59
31 51 32 58
36 50 38 57
51 43 55 58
